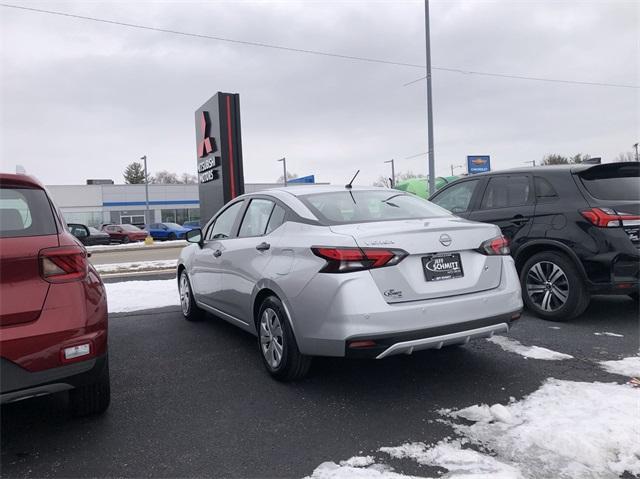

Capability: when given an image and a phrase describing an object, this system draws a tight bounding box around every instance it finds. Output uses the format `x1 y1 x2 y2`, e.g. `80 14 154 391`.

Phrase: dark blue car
146 222 190 241
182 220 200 230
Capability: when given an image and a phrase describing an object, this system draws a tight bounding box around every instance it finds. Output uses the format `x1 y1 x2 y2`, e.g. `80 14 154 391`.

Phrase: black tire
257 296 311 381
168 233 177 241
520 251 589 321
69 360 111 417
122 236 130 244
179 271 205 322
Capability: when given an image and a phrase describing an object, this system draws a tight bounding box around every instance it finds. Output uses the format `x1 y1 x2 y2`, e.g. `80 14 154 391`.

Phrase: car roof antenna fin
345 170 360 189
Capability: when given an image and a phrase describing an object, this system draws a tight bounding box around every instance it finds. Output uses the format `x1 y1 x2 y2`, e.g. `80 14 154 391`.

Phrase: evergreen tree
123 162 146 184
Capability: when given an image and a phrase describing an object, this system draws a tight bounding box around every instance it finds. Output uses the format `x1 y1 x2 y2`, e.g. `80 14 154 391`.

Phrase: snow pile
307 380 640 479
599 356 640 377
487 335 573 360
106 279 179 313
447 379 640 478
95 259 177 274
593 332 624 338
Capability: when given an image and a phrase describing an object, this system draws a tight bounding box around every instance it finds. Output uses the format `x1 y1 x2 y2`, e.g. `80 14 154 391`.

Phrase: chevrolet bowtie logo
198 111 217 158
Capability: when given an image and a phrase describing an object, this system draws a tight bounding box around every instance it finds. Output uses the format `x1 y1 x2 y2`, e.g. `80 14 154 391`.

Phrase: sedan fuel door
189 200 244 311
215 198 287 323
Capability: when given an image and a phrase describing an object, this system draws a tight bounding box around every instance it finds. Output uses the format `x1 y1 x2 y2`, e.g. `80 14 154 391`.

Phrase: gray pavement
89 245 183 265
1 295 638 478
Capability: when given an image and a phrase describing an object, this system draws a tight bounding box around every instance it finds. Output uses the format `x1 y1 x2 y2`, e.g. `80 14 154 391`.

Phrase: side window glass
431 180 479 213
265 205 286 234
534 176 558 197
481 176 531 209
207 201 243 240
238 199 275 238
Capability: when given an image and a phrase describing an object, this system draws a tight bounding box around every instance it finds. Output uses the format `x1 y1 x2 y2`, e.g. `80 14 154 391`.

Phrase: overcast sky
1 0 638 186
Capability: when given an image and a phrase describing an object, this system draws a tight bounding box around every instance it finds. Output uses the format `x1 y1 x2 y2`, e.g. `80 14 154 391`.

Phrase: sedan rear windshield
578 163 640 201
0 187 57 238
121 224 143 232
299 190 451 225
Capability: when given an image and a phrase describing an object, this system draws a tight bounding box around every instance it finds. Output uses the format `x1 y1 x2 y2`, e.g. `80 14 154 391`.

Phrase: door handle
256 242 271 251
213 249 222 257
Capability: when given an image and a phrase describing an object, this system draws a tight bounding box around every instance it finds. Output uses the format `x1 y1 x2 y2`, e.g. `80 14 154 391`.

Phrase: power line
403 70 639 89
1 2 638 90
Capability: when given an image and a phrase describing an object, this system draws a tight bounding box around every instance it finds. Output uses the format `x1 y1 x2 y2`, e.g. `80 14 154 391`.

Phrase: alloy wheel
526 261 569 312
260 308 284 369
179 274 190 316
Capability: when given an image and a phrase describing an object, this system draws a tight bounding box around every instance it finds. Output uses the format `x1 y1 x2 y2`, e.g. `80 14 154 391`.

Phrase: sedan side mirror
68 223 89 238
186 228 203 246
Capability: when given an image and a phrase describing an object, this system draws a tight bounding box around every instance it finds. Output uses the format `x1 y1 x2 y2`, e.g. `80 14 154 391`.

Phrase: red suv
102 224 148 243
0 174 110 416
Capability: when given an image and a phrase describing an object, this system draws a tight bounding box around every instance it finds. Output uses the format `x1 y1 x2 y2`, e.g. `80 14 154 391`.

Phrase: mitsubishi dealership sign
195 92 245 224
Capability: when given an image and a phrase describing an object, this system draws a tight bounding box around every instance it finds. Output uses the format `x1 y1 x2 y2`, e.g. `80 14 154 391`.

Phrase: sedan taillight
40 245 88 283
311 247 408 273
477 235 510 255
580 208 640 228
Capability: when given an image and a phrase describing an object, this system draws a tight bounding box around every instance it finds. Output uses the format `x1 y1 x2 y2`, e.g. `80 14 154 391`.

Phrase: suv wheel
520 251 589 321
168 232 177 241
69 360 111 417
179 271 205 321
122 236 130 244
257 296 311 381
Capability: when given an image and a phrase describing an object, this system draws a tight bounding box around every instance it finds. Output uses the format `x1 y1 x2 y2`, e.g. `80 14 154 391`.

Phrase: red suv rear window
0 187 58 238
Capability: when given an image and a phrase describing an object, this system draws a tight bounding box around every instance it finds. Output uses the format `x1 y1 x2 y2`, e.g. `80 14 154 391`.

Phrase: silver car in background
177 186 523 381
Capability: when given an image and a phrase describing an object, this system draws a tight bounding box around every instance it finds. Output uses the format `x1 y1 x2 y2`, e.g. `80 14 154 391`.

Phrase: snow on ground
95 259 177 274
593 332 624 338
487 335 573 360
86 239 187 252
307 380 640 479
599 356 640 377
105 279 179 313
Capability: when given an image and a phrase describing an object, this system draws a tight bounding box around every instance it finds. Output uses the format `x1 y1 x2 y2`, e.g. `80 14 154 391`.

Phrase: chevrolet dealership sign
467 155 491 174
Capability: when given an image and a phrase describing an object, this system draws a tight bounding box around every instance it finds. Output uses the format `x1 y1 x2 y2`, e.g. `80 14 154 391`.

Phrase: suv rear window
579 163 640 201
0 187 57 238
299 190 450 225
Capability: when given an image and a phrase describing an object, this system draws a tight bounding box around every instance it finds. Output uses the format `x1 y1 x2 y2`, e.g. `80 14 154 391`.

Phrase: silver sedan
177 186 522 381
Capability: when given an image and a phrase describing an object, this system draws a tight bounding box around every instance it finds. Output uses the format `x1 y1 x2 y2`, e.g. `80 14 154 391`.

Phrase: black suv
429 162 639 321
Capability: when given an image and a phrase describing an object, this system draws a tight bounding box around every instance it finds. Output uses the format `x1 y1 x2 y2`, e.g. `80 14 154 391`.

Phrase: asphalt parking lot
1 295 637 478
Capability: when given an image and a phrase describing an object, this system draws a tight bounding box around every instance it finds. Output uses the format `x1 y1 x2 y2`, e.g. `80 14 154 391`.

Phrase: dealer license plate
422 253 464 282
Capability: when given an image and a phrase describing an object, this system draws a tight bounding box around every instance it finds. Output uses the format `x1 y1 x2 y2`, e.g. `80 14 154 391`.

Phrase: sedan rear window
579 163 640 201
299 190 450 225
0 187 57 238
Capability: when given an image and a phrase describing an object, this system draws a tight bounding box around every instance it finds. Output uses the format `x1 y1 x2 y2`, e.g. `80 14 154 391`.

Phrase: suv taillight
477 235 510 255
580 208 640 228
311 247 408 273
39 245 88 283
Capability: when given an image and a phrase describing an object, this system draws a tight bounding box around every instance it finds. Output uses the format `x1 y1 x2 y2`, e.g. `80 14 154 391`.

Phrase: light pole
424 0 436 195
384 159 396 187
140 155 150 225
277 157 287 186
633 143 639 162
450 164 463 176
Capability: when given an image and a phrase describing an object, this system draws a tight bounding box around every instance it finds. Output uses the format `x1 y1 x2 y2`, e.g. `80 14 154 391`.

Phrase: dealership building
46 182 292 227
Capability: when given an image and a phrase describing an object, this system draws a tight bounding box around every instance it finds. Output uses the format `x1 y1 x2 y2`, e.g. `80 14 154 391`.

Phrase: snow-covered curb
96 259 177 275
487 335 573 360
307 379 640 479
87 239 187 253
105 279 179 313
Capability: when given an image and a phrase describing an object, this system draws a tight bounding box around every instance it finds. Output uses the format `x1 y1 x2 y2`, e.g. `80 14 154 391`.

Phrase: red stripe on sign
226 96 236 199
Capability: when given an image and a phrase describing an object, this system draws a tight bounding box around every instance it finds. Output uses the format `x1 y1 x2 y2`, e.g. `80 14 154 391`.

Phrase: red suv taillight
477 235 510 255
311 247 408 273
39 245 88 283
580 208 640 228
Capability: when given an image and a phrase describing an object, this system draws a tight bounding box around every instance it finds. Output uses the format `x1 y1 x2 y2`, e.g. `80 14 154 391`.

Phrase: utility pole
424 0 436 195
277 157 287 186
140 155 150 225
384 159 396 187
450 164 463 176
523 160 536 167
633 143 639 162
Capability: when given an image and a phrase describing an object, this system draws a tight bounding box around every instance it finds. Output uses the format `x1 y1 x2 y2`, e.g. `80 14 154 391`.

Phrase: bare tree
542 154 570 165
151 170 180 184
276 171 298 183
615 151 636 162
181 173 198 184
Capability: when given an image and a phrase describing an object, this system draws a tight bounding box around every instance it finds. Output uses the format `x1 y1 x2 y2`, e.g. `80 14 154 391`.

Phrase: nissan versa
177 186 522 380
0 174 110 415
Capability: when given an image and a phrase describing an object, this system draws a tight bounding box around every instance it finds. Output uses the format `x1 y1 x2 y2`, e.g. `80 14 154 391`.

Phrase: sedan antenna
345 170 360 189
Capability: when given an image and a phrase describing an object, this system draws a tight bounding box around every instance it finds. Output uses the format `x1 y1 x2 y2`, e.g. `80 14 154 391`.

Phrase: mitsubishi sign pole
424 0 436 195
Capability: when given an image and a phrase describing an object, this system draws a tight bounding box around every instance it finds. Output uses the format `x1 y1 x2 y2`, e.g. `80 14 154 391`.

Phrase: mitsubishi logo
439 234 452 247
198 111 217 158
